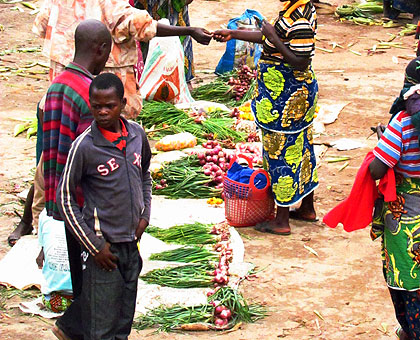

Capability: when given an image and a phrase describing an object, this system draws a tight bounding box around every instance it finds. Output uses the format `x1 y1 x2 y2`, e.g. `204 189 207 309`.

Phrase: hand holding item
191 27 212 45
260 19 276 41
136 218 148 240
213 29 232 42
94 242 118 271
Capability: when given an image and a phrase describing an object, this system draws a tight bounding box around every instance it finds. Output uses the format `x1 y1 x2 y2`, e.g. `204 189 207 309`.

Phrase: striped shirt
373 111 420 178
43 62 94 219
262 0 317 63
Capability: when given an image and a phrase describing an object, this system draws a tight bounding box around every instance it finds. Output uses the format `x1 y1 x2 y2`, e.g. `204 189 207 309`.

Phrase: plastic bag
155 132 197 151
215 9 264 74
139 19 193 104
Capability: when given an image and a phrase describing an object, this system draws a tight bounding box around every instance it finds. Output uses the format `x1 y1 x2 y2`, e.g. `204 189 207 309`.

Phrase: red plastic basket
223 154 275 227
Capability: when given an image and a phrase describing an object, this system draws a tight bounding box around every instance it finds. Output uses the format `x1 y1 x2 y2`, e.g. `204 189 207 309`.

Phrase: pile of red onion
154 179 167 190
235 142 263 165
196 141 235 189
213 304 232 327
227 64 257 101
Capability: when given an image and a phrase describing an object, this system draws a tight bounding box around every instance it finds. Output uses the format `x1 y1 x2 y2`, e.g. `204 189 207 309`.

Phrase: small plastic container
223 154 274 227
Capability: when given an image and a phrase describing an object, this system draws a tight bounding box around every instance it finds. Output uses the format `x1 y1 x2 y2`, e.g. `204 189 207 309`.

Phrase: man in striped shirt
43 19 112 340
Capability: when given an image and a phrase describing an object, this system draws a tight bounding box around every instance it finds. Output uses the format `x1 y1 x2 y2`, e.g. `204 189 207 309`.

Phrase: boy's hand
136 218 148 240
94 242 118 271
191 27 212 45
213 29 232 42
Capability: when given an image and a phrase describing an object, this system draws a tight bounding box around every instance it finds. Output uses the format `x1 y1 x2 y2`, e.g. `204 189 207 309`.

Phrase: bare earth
0 0 414 339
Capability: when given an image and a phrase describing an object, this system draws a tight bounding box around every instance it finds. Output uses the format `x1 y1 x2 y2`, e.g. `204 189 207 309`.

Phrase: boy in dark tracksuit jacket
56 73 152 340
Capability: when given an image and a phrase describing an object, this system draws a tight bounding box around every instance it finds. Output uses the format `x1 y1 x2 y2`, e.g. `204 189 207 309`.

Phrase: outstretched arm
156 23 212 45
213 29 263 44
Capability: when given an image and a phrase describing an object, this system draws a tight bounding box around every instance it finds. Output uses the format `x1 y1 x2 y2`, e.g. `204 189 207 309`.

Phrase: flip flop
289 210 319 222
254 222 291 236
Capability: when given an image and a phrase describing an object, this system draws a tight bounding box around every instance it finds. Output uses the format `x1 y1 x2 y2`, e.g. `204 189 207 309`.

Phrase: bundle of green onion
134 304 214 332
137 101 246 142
134 287 267 332
153 156 222 199
146 222 219 245
140 263 215 288
149 246 219 264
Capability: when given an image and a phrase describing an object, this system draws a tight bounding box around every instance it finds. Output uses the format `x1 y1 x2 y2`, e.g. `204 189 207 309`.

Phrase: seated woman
369 57 420 340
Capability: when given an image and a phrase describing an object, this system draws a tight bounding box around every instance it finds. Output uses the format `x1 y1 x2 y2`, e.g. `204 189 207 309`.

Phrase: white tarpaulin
1 196 251 318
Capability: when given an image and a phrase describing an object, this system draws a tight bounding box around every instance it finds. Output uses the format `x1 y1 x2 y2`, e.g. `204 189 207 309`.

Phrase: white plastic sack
139 19 193 104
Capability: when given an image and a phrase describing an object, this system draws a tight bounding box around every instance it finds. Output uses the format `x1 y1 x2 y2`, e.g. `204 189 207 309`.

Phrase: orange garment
33 0 157 68
323 151 397 232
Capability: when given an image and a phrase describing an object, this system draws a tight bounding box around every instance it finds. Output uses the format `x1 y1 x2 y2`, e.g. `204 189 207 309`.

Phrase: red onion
215 176 223 183
211 164 219 172
214 318 227 327
215 305 226 314
219 309 232 320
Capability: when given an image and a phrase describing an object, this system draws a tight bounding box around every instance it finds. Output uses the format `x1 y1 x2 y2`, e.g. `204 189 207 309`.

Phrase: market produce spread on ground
3 0 420 338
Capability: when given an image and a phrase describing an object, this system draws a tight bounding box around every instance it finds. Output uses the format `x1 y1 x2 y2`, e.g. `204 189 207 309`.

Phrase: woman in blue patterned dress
214 0 318 235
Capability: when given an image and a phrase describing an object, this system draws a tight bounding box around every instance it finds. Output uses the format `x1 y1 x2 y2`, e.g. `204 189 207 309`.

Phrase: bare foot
7 220 33 246
255 220 291 235
289 208 318 222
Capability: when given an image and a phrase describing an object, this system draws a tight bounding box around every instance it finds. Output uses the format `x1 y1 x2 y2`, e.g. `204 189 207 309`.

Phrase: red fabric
322 151 397 232
98 119 128 151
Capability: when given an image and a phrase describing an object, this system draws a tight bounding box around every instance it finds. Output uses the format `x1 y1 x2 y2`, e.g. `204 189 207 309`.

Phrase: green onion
146 222 219 245
149 246 219 263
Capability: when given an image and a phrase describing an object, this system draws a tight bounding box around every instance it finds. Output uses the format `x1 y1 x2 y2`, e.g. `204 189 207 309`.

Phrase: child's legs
82 245 124 340
82 241 142 340
115 242 143 340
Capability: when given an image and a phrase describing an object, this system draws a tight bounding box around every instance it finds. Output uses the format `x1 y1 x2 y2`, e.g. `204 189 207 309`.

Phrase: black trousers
81 241 142 340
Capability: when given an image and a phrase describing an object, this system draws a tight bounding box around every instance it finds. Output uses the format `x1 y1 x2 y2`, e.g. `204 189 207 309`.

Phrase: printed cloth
134 0 195 81
373 110 420 178
251 60 318 206
389 57 420 117
390 288 420 340
43 62 93 219
261 0 317 64
372 176 420 291
392 0 420 15
43 292 73 313
33 0 157 69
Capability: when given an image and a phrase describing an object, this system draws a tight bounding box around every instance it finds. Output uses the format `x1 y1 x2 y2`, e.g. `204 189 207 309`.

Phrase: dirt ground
0 0 417 339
